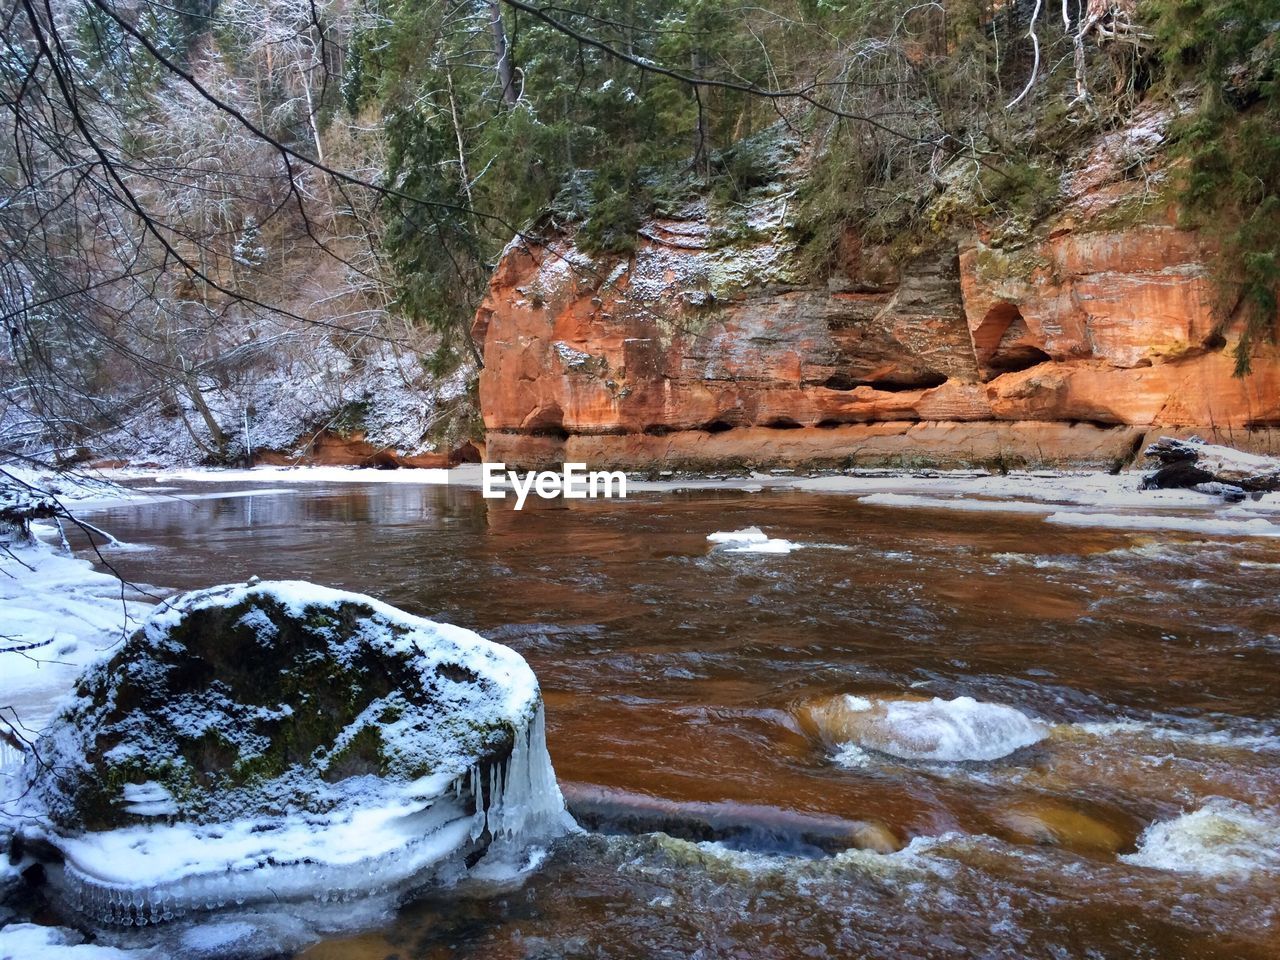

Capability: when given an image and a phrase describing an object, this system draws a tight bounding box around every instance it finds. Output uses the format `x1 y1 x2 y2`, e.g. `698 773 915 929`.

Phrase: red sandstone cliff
474 111 1280 471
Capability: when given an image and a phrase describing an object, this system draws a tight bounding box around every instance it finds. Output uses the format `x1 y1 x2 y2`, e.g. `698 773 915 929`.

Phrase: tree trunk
180 361 229 460
488 1 518 106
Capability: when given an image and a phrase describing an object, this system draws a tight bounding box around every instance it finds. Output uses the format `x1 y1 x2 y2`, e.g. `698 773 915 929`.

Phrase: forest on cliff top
1 0 1277 466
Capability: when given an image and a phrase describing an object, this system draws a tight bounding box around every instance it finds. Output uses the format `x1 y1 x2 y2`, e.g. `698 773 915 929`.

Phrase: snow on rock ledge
9 581 572 925
800 694 1049 764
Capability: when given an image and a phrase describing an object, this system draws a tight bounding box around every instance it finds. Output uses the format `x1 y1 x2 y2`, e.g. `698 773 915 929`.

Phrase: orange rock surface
474 127 1280 470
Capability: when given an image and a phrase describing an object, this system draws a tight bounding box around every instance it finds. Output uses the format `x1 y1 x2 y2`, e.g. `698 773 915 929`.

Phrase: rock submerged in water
800 694 1048 763
12 581 571 924
997 802 1127 854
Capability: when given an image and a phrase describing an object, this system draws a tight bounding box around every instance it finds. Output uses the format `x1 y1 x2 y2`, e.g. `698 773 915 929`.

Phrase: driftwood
1143 438 1280 495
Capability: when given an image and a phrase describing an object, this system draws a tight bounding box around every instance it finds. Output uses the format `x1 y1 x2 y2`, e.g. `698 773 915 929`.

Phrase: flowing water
81 481 1279 959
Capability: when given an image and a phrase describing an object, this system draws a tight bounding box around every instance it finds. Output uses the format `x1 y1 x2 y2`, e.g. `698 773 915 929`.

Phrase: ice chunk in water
708 527 799 554
803 695 1048 763
707 527 769 544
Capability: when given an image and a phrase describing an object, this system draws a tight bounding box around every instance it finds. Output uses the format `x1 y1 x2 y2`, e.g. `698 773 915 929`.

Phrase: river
82 479 1279 959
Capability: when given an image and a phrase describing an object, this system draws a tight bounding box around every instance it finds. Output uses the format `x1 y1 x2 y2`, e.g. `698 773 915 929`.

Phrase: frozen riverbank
94 461 1280 538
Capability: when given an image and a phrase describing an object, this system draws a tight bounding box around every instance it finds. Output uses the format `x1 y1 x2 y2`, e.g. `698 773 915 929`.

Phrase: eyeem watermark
482 462 627 510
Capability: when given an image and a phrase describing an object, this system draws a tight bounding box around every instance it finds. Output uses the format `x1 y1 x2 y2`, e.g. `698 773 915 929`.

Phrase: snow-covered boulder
11 581 571 925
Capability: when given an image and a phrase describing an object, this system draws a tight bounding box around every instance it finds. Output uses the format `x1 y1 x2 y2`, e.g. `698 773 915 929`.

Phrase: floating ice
708 527 769 544
803 694 1048 763
1121 799 1280 876
707 527 799 554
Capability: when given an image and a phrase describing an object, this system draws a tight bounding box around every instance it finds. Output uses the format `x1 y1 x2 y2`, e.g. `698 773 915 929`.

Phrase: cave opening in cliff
822 373 862 391
821 371 947 392
522 404 570 440
988 344 1052 375
974 302 1051 377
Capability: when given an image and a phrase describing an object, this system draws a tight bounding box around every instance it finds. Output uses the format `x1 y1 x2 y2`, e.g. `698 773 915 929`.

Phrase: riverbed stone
23 581 537 832
997 802 1128 854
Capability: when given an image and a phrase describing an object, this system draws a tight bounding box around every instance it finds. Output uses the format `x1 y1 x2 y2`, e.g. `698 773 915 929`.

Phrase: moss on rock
34 583 532 832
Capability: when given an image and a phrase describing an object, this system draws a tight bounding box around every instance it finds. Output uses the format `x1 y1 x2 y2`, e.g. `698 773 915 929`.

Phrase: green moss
321 724 389 783
1082 191 1169 233
970 246 1049 285
50 592 522 829
327 399 371 439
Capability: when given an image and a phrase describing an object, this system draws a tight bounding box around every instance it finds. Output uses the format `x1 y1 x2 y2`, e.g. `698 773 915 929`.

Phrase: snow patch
0 538 149 736
1045 511 1280 538
0 924 155 959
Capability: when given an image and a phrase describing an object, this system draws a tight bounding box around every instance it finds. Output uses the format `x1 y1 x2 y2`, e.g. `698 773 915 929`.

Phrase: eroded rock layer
474 120 1280 470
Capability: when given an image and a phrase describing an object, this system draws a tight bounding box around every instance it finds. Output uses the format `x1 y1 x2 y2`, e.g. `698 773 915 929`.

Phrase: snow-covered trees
1 0 406 464
2 0 1275 465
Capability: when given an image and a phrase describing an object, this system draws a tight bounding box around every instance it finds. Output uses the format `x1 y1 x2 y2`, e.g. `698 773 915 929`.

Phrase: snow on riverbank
0 923 157 959
123 465 449 486
0 536 152 743
1 502 159 957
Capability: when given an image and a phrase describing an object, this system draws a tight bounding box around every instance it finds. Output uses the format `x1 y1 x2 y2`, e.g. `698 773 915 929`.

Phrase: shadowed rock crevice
820 372 948 392
973 302 1052 378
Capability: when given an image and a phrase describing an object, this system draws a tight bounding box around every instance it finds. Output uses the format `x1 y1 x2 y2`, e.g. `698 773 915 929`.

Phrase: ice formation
52 706 569 926
6 581 573 926
707 527 799 553
803 694 1049 763
707 527 769 544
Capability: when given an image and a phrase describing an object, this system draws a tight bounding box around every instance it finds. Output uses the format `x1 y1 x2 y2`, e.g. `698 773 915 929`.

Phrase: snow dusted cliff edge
473 116 1280 472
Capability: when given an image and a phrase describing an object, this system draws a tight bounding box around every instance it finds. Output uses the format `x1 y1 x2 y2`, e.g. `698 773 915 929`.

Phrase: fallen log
1143 437 1280 493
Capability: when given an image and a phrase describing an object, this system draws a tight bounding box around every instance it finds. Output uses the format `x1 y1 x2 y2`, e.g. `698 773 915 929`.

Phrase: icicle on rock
5 580 574 924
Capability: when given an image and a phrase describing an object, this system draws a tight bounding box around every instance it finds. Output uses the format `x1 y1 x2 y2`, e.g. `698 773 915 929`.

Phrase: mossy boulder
26 581 542 833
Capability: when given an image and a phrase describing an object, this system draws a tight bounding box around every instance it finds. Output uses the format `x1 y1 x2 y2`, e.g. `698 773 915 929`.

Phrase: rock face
474 118 1280 470
250 430 478 469
14 581 569 923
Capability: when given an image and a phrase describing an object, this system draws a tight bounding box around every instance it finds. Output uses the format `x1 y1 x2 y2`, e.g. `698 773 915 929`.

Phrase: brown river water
82 480 1279 959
